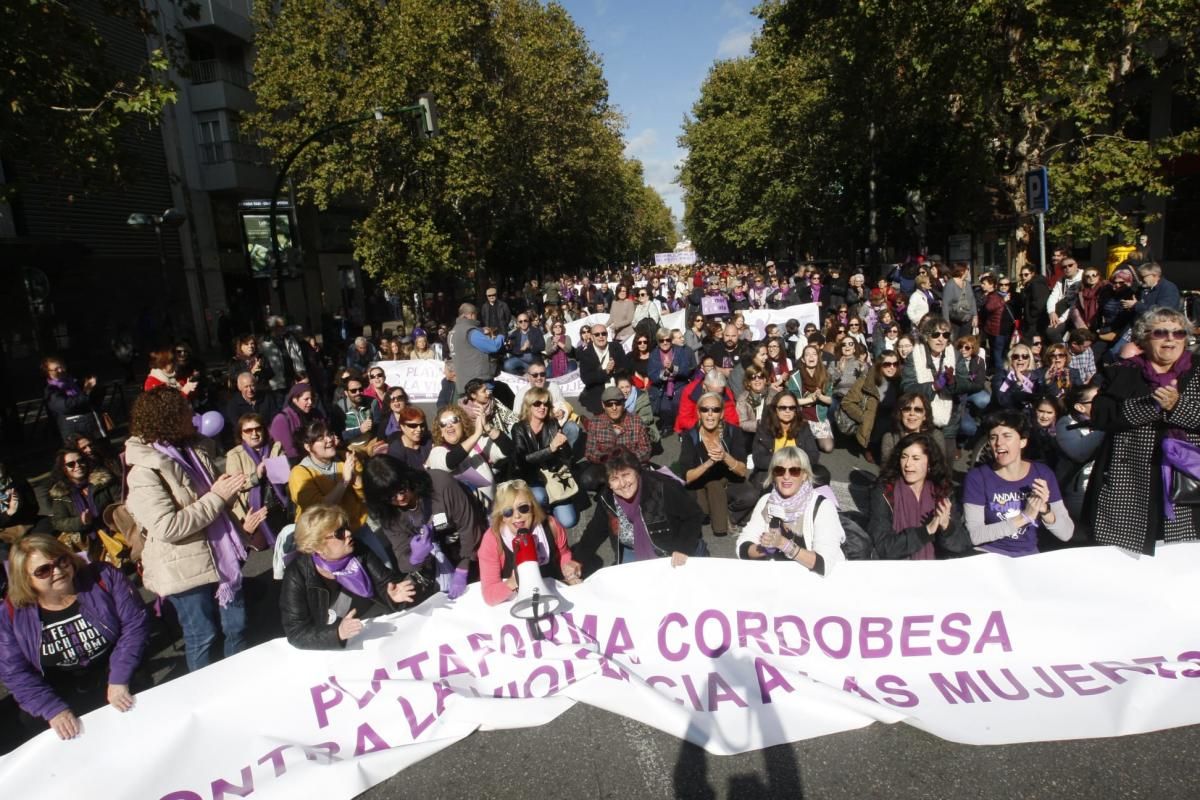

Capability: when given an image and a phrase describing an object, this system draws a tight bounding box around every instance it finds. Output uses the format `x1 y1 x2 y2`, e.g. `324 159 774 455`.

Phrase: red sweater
478 520 574 606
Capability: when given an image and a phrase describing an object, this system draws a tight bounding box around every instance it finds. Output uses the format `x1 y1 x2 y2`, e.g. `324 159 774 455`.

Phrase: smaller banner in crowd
563 303 821 353
6 547 1200 800
495 369 584 399
654 251 698 266
375 360 447 402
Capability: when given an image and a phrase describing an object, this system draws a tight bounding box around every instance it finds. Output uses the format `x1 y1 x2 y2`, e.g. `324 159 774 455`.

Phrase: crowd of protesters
3 247 1199 743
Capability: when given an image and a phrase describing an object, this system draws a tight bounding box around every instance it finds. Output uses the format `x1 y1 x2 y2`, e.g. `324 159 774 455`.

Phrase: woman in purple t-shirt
963 410 1074 556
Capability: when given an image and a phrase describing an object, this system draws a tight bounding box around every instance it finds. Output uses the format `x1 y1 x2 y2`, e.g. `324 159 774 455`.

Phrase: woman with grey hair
1086 307 1200 553
735 446 845 574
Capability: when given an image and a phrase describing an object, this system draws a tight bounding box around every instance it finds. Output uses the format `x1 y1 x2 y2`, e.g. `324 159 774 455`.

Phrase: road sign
1026 167 1049 213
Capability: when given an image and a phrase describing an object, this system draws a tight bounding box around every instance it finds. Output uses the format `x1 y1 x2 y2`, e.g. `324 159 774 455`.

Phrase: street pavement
4 400 1200 798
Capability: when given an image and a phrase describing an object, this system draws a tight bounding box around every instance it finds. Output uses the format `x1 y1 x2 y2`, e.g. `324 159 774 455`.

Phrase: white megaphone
509 527 560 640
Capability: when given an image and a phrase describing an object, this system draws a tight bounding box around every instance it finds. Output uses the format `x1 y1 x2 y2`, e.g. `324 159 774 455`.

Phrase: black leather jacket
511 419 571 483
576 470 703 567
281 542 411 650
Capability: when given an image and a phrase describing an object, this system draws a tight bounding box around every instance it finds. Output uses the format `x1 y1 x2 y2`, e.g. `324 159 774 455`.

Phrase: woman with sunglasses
362 366 390 409
994 342 1043 414
736 447 844 573
632 285 662 336
429 403 511 510
0 534 150 740
751 391 825 487
384 406 433 471
679 392 757 538
512 387 579 527
479 480 582 606
964 411 1073 556
953 335 992 441
1086 307 1200 554
879 392 934 465
839 354 904 462
289 420 367 529
1036 344 1081 402
684 314 708 355
575 447 706 569
831 337 869 414
124 386 250 672
901 317 981 464
764 337 793 389
380 387 413 438
736 364 779 443
224 413 288 551
280 505 419 650
868 432 970 560
629 333 653 389
47 448 121 563
649 326 697 435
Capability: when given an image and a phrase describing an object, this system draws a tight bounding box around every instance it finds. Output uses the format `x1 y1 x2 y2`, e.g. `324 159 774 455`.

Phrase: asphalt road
4 402 1200 799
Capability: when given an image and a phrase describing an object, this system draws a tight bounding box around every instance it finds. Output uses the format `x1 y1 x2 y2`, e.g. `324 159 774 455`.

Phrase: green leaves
251 0 668 290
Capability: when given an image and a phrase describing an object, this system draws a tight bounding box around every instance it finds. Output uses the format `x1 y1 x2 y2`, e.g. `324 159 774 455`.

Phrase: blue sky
556 0 763 224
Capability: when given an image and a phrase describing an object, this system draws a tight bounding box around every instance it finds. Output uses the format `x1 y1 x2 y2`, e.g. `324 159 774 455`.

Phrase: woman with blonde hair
478 480 581 606
280 505 418 650
0 534 149 740
511 387 579 528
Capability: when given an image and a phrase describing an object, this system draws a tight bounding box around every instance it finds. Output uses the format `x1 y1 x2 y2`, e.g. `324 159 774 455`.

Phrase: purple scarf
312 552 374 598
69 482 101 533
891 482 937 561
240 444 287 547
614 481 657 561
152 443 246 607
1135 350 1195 519
47 377 82 398
660 348 676 398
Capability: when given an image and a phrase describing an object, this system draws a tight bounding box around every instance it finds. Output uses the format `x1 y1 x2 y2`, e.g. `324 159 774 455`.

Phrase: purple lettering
396 693 437 739
438 644 471 679
604 617 639 664
774 615 809 656
841 676 877 702
658 612 689 661
973 611 1012 654
859 617 892 659
434 679 455 715
211 769 254 800
394 651 430 680
499 623 527 657
900 615 934 657
354 722 391 756
309 683 343 729
736 611 772 654
302 742 340 763
328 668 389 710
1090 660 1155 685
160 793 203 800
929 671 990 704
1178 651 1200 679
563 612 599 645
877 675 918 708
1030 666 1064 698
1052 664 1111 696
754 657 795 704
706 672 749 711
814 616 851 659
938 613 971 655
523 665 561 697
680 673 705 711
1133 656 1178 679
977 668 1029 700
646 675 683 705
256 745 292 778
465 633 494 678
696 610 731 658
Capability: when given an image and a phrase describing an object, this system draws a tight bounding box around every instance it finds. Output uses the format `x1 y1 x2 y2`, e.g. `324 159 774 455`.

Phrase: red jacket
674 376 739 433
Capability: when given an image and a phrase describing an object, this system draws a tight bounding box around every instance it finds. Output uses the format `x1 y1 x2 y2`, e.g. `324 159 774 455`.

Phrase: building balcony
179 0 255 43
197 141 276 193
187 62 256 112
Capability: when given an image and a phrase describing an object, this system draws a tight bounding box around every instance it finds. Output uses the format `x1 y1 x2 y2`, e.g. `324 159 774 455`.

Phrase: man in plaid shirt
581 386 652 492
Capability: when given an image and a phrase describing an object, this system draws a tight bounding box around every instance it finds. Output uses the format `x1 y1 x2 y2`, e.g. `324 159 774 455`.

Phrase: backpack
811 494 876 561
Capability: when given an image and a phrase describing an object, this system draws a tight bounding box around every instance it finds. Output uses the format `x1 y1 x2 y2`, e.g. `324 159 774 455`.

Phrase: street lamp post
127 207 187 319
267 92 439 318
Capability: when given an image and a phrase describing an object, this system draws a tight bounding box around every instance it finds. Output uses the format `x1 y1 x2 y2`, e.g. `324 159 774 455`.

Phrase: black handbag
1170 469 1200 505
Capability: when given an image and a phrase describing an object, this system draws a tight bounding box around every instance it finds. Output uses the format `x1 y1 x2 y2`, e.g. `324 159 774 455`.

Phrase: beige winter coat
224 441 284 522
123 437 227 597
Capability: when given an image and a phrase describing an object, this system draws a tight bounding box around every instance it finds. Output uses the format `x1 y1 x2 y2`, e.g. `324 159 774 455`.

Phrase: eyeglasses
369 372 385 380
776 404 797 411
241 426 264 435
1151 328 1187 341
772 466 805 478
602 400 624 408
1031 340 1043 346
849 323 861 328
881 361 899 368
63 459 86 469
1051 353 1068 360
346 387 364 394
1012 354 1031 361
326 528 350 542
531 400 550 408
487 293 497 298
439 416 461 428
30 555 73 580
901 405 925 412
698 405 722 413
928 331 950 340
402 422 424 429
517 318 529 324
636 340 648 346
390 395 407 404
502 503 533 518
592 331 608 338
527 371 546 378
750 374 767 380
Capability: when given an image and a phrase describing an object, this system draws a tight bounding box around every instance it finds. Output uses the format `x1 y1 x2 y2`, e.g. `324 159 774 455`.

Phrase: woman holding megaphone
479 481 581 606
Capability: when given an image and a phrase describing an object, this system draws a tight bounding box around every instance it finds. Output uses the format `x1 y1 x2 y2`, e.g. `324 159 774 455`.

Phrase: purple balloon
198 410 225 439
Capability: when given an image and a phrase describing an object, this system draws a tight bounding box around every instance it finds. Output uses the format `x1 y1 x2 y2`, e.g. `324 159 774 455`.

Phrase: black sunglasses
698 405 722 413
928 331 950 340
31 555 72 580
776 403 797 411
772 466 805 477
327 528 351 541
502 503 533 518
527 371 546 378
531 400 549 408
603 400 624 408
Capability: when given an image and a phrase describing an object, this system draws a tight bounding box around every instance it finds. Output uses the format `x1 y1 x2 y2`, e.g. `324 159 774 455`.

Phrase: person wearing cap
581 385 652 493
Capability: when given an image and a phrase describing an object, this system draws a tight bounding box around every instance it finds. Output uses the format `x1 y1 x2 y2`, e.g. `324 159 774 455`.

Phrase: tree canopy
250 0 674 292
680 0 1200 264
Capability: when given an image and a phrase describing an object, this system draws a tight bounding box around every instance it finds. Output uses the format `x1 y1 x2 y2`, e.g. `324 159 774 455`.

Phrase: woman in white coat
736 446 845 575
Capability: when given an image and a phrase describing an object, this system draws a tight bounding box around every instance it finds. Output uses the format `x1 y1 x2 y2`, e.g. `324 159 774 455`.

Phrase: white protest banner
701 295 729 316
737 303 822 340
374 360 445 403
655 251 698 266
661 309 686 333
495 369 584 399
8 547 1200 800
